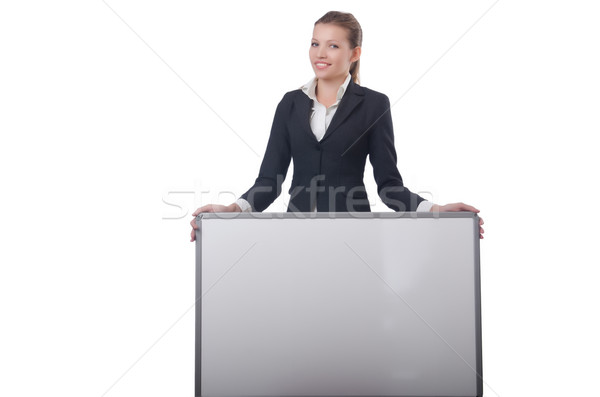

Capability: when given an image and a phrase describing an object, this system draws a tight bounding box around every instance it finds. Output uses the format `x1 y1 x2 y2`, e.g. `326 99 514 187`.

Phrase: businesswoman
190 11 484 241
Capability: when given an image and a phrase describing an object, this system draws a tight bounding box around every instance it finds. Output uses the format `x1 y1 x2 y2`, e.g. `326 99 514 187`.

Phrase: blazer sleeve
239 95 292 212
368 95 425 212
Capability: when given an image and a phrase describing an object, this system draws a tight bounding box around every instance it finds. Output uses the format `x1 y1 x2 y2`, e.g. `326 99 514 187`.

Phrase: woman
190 11 484 241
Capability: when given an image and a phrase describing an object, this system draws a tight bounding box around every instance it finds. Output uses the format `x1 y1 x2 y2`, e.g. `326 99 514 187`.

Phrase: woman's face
309 23 360 83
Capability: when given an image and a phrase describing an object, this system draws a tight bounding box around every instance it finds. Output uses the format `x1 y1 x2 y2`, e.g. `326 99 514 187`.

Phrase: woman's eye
311 42 318 47
330 44 339 49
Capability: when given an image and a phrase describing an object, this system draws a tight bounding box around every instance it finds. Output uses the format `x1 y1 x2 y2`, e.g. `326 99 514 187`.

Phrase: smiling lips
315 62 331 69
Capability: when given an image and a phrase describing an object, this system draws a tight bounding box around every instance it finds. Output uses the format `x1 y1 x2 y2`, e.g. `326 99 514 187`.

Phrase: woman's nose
317 46 326 58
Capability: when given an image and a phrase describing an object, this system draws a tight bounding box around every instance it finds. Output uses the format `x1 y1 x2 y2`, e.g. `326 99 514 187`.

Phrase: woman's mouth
315 62 330 69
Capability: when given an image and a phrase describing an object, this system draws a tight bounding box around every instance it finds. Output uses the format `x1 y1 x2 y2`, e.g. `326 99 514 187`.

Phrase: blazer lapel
294 93 317 143
321 80 365 143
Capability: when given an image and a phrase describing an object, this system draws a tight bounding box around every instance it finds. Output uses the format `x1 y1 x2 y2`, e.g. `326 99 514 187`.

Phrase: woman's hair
315 11 363 84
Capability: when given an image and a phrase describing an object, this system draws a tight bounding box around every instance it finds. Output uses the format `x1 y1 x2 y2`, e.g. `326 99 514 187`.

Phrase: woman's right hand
190 203 242 242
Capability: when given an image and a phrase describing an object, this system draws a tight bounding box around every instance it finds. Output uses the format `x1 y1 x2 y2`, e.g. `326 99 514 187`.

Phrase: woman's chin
313 70 338 81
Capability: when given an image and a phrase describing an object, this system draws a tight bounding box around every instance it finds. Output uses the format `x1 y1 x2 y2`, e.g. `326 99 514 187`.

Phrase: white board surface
197 212 481 397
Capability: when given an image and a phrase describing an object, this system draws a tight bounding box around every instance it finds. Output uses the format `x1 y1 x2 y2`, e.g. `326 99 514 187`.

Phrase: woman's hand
430 202 485 239
190 203 242 242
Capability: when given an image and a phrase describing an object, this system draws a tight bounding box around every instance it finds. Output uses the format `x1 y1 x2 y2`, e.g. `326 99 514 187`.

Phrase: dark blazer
240 79 426 212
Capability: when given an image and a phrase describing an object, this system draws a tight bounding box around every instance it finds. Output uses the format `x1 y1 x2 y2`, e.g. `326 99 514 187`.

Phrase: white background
1 1 599 396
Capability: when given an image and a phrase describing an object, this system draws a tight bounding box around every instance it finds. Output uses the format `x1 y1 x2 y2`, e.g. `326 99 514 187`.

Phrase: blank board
195 212 482 397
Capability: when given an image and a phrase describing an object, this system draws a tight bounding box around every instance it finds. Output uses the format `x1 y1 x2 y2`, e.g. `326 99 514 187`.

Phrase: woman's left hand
430 202 485 239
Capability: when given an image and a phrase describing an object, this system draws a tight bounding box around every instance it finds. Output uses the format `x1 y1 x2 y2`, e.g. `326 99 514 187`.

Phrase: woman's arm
368 94 426 212
189 95 293 241
238 96 292 212
367 93 484 238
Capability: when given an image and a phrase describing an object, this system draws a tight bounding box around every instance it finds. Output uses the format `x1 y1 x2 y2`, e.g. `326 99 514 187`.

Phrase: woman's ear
351 46 362 63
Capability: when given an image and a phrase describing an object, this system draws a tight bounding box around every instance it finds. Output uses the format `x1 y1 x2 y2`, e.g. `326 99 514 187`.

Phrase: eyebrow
311 38 341 43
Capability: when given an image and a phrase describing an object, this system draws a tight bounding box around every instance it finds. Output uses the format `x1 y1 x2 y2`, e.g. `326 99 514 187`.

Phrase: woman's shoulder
281 88 305 101
275 82 391 105
264 89 306 116
354 83 390 102
272 88 308 110
351 83 391 108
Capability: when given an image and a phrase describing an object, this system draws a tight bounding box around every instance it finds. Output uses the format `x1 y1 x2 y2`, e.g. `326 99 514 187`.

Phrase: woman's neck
315 75 348 108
